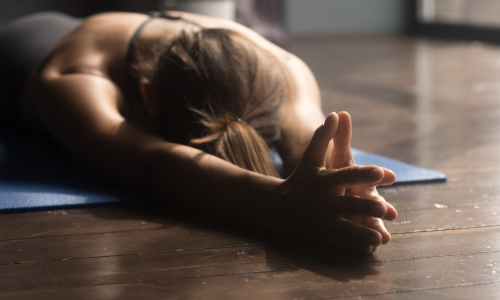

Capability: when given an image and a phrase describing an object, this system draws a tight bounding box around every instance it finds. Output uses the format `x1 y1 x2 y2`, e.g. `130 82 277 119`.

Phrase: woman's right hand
267 113 394 254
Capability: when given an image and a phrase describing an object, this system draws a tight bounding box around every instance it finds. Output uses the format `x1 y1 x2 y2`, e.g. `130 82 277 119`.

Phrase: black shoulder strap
126 14 157 70
126 11 202 71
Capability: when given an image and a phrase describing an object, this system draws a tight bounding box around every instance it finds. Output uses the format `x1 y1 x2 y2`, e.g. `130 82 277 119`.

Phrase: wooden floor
2 35 500 299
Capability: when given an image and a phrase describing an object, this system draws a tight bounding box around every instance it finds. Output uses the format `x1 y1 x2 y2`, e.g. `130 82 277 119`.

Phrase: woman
0 11 397 254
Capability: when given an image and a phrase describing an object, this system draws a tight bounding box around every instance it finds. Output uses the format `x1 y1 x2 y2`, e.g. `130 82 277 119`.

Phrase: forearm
65 122 283 226
36 73 283 226
141 141 283 220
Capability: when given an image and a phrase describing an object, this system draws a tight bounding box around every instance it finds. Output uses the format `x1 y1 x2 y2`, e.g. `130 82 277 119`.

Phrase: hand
330 111 397 252
268 113 393 254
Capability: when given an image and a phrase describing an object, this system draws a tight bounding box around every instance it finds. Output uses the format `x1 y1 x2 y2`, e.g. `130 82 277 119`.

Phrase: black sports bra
126 11 201 70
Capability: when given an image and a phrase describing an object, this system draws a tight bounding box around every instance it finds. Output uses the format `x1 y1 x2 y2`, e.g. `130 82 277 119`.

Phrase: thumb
301 113 339 168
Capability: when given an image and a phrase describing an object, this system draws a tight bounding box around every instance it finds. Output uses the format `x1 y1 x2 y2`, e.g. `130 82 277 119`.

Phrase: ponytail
191 112 281 177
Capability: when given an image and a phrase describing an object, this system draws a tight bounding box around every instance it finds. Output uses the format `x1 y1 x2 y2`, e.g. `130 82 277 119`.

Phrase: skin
21 12 397 254
269 112 396 253
331 112 397 252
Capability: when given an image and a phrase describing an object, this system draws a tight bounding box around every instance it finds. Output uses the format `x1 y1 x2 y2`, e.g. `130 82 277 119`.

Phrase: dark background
0 0 161 26
0 0 286 43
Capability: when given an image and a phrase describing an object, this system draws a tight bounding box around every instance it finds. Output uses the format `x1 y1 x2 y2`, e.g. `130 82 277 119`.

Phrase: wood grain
2 35 500 299
2 249 499 299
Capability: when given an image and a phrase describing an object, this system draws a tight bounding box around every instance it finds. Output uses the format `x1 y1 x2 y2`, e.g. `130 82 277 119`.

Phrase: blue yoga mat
351 148 446 185
0 131 446 212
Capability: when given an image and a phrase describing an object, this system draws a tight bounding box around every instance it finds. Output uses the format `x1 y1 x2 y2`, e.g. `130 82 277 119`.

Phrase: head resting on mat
134 28 289 177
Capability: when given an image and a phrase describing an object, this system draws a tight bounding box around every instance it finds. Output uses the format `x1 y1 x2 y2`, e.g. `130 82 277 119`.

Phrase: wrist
233 172 285 229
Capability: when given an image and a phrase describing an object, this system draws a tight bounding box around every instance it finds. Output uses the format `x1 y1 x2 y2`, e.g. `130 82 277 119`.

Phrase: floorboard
2 35 500 299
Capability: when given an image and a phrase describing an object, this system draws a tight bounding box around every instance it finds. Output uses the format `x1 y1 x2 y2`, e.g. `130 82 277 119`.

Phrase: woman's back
22 12 283 131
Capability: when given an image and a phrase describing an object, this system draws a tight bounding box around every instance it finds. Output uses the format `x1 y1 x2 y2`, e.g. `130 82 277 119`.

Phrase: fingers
301 112 339 168
325 196 387 218
348 215 392 245
379 168 397 186
383 202 398 221
330 112 397 187
369 193 398 221
324 165 384 188
348 187 398 221
329 219 384 253
331 111 354 169
366 218 391 245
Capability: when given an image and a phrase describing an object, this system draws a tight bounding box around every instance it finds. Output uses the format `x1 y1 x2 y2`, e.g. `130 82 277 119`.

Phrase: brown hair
134 28 288 177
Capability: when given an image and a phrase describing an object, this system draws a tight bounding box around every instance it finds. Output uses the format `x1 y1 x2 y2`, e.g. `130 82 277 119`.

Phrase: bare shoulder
22 13 150 133
79 12 148 34
40 12 149 78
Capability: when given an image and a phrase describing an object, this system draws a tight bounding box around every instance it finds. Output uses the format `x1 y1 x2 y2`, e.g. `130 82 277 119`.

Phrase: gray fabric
0 12 80 129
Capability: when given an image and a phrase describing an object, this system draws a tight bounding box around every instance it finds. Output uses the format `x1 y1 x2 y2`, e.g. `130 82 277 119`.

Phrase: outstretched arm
35 71 283 220
36 71 392 253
